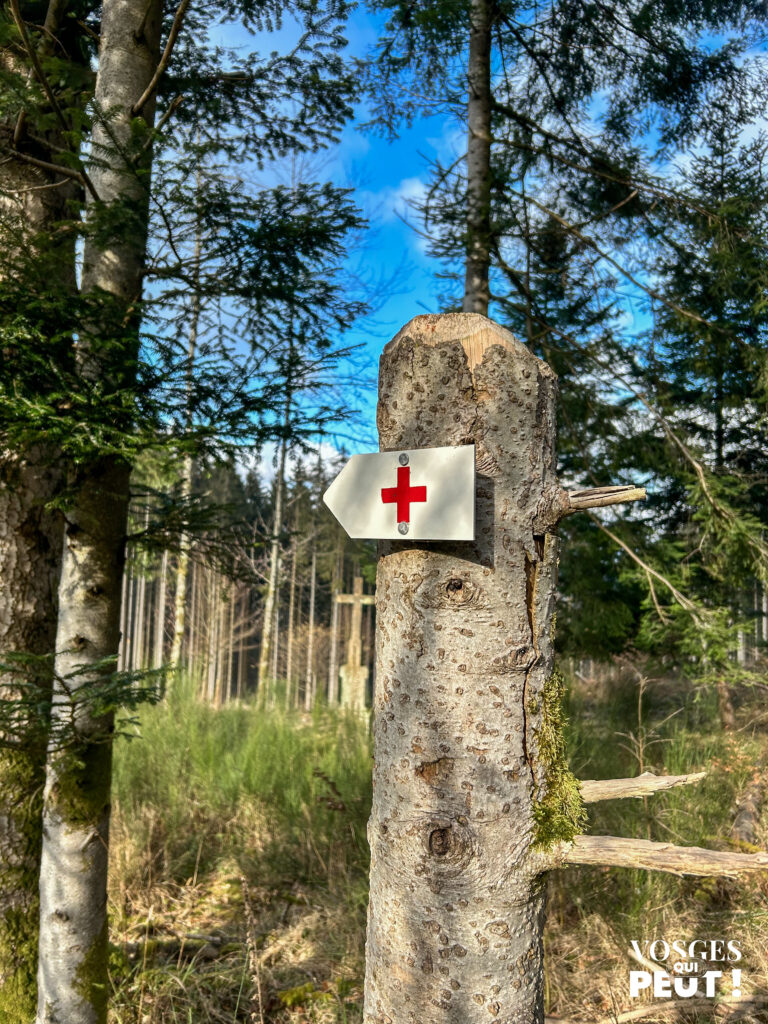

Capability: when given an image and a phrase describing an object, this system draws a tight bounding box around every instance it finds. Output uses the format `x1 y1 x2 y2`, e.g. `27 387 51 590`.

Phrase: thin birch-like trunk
285 537 297 706
168 459 193 669
271 582 280 688
188 558 198 676
153 550 168 670
215 581 229 707
305 545 317 710
236 587 246 699
226 584 235 702
118 569 128 673
134 557 147 670
206 568 220 703
327 548 342 703
462 0 492 315
36 3 162 1020
258 438 287 700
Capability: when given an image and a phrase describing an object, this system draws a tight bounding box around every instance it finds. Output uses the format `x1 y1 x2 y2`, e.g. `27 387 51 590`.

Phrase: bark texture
36 2 162 1021
365 313 565 1024
0 5 82 1014
462 0 492 315
0 455 62 1023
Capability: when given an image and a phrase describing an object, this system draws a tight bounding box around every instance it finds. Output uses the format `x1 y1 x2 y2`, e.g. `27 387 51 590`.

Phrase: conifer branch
586 513 703 625
6 148 99 200
9 0 69 136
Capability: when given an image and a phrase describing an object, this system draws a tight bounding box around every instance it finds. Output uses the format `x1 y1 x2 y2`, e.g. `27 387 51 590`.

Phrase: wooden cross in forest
336 576 374 713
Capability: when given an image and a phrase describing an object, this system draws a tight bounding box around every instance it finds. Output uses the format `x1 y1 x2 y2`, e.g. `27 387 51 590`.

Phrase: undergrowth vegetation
107 670 768 1023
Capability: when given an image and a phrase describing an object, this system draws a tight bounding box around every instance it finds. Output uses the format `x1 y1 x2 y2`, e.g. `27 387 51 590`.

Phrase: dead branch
580 771 706 803
132 0 192 115
553 835 768 876
567 485 647 512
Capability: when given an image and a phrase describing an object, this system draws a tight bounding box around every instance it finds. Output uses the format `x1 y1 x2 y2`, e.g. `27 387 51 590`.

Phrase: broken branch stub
579 770 706 803
554 835 768 877
566 485 646 512
365 313 564 1024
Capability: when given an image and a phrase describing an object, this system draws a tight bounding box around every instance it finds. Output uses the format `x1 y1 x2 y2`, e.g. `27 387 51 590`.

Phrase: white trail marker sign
323 445 475 540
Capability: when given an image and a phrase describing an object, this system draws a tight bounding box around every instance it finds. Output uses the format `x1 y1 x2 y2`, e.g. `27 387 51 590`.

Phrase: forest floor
107 670 768 1023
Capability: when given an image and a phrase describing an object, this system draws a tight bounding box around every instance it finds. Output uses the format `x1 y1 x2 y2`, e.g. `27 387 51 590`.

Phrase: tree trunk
462 0 493 315
270 578 281 693
0 4 84 1009
286 536 297 707
305 545 317 710
169 458 193 671
365 313 565 1024
134 551 147 669
36 2 162 1021
168 239 200 673
206 567 221 703
258 439 287 699
0 455 63 1022
118 567 129 672
226 582 235 702
328 547 342 703
236 587 246 700
153 549 168 671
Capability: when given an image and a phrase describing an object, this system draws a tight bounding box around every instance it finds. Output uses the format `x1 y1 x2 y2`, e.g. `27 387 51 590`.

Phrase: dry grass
106 672 768 1024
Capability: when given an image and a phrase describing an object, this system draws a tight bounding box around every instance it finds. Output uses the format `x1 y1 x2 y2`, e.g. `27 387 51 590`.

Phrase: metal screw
398 452 409 466
398 522 409 535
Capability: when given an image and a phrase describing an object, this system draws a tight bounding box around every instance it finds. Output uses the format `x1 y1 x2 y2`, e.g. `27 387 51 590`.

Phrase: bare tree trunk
215 581 229 707
236 587 246 700
305 545 317 710
206 567 220 704
134 551 147 669
0 6 85 1007
36 3 162 1020
0 455 63 1022
327 547 342 703
0 8 92 1003
462 0 492 315
118 568 129 673
188 557 198 676
286 537 297 707
153 549 168 670
169 460 193 670
365 313 563 1024
258 439 287 700
226 583 235 702
270 577 280 693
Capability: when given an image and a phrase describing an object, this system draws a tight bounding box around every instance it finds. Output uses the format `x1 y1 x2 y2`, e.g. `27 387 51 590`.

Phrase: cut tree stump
362 312 765 1024
365 313 562 1024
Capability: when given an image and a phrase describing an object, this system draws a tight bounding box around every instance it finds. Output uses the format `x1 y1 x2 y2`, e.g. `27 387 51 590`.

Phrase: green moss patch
531 667 586 847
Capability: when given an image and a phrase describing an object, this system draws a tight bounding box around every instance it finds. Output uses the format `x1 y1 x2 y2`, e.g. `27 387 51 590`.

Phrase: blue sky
211 5 463 455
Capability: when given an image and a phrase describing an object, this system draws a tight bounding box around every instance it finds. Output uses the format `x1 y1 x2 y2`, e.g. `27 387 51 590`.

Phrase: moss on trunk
531 667 586 847
0 748 45 1024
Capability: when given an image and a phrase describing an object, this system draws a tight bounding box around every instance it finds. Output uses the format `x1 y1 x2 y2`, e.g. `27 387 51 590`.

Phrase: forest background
3 0 768 1021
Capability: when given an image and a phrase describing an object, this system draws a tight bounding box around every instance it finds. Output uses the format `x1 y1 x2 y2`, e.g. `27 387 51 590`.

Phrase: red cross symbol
381 466 427 523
